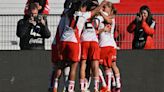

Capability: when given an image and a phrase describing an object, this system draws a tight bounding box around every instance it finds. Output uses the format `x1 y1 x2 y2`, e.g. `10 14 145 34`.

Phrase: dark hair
67 0 82 18
29 0 46 14
139 5 154 26
87 0 99 11
29 3 38 11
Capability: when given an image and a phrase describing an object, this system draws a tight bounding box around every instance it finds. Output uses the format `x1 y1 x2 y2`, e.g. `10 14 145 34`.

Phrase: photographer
16 3 51 50
127 5 155 49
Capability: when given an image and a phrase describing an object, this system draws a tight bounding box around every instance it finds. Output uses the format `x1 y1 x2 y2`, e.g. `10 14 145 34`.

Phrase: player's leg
111 69 116 92
112 62 121 89
49 44 62 92
99 67 108 92
53 68 62 92
80 59 87 92
105 67 112 92
63 66 70 92
91 60 99 92
111 48 121 92
90 42 100 92
66 42 80 92
80 42 89 92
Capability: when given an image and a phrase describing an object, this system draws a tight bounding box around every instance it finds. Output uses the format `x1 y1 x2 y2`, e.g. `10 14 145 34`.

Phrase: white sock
99 68 107 87
111 71 116 87
87 77 91 89
64 67 70 91
54 78 58 89
68 80 75 92
80 79 85 91
115 74 121 88
105 69 112 91
93 77 99 91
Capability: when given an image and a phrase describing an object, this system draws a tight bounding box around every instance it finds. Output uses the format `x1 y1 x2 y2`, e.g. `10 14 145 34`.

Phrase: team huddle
50 0 121 92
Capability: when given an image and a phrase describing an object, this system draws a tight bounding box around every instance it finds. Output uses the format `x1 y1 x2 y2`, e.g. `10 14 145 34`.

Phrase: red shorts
81 41 100 61
51 44 63 64
61 41 80 62
100 46 117 67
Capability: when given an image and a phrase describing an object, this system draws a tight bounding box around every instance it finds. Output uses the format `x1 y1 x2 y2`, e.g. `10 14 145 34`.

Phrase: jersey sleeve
83 12 92 19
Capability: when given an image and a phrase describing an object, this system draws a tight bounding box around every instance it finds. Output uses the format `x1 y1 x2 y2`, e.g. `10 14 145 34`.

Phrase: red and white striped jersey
60 11 92 43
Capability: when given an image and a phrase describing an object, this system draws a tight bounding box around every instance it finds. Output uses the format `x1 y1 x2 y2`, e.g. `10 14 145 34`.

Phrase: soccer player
49 0 73 92
79 0 101 92
99 2 121 92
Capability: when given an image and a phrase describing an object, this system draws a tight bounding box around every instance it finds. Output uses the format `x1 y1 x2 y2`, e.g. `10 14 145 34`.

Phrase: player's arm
100 11 113 24
97 25 111 34
91 0 108 17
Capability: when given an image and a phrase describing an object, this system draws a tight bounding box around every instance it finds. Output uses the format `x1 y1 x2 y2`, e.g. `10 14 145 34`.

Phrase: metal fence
0 14 60 50
115 14 164 49
0 14 164 50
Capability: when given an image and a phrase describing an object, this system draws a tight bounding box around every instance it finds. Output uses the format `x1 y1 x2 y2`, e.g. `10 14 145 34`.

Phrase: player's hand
104 24 111 32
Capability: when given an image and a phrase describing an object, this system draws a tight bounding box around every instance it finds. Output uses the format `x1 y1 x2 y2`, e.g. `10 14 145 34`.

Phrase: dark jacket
16 17 51 50
127 20 155 49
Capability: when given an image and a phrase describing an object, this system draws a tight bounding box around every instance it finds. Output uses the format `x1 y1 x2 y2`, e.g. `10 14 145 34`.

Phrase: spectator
24 0 49 15
16 3 51 50
127 5 155 49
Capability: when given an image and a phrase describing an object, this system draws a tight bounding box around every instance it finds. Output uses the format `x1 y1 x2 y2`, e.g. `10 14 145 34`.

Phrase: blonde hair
105 2 117 15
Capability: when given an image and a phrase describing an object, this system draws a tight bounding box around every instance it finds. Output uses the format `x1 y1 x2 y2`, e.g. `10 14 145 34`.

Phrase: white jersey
97 15 117 48
81 19 98 42
52 15 69 45
60 11 92 43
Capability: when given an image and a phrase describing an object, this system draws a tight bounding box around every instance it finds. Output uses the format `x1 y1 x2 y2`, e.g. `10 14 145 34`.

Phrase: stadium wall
0 50 164 92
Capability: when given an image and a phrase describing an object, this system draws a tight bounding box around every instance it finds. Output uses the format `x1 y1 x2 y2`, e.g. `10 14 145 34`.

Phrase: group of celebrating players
50 0 121 92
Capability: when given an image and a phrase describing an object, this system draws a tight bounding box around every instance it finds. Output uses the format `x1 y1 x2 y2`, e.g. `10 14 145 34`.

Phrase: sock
64 67 70 82
105 69 112 91
87 77 91 89
84 78 89 90
111 71 116 87
115 74 121 88
93 77 99 91
54 78 58 89
64 67 70 91
99 68 107 87
68 80 75 92
80 79 85 91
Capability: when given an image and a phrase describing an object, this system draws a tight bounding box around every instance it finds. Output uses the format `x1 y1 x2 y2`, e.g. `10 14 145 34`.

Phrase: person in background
24 0 49 15
16 3 51 50
127 5 155 49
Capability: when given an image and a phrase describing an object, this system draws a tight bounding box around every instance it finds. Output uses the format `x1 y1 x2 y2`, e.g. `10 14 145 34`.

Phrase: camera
34 15 42 22
136 13 141 17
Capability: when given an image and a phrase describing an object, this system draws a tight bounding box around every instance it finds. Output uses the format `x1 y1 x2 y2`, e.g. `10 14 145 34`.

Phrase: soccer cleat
100 86 108 92
53 88 57 92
